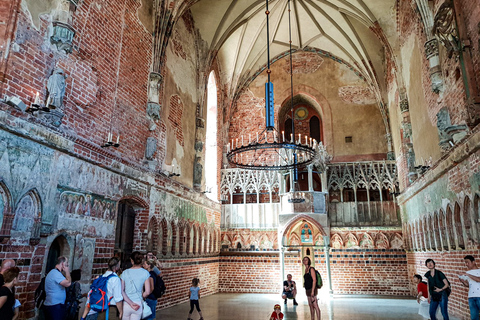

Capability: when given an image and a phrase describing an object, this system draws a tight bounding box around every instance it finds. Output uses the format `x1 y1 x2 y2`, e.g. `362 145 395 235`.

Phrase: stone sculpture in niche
147 102 161 121
47 68 67 109
407 144 417 183
436 107 468 150
145 137 157 160
193 156 203 188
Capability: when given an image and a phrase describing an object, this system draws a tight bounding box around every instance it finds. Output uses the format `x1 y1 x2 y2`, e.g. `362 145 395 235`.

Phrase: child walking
188 278 204 320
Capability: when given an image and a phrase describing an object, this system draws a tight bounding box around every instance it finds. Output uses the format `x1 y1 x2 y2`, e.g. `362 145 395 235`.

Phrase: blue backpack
89 274 116 313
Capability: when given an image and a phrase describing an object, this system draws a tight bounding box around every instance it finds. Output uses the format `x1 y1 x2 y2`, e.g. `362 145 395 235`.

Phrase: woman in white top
121 252 151 320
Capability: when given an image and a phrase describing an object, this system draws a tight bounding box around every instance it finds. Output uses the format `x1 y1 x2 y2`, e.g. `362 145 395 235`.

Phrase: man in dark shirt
0 259 16 286
424 259 450 320
282 274 298 305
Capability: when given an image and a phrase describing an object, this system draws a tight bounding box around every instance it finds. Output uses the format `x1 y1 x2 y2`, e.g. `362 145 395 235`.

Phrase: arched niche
281 215 327 250
12 189 42 240
45 234 72 274
146 217 158 254
0 181 13 237
115 198 146 264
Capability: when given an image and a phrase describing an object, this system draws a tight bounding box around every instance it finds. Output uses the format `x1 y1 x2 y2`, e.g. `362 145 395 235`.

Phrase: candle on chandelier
236 138 238 148
298 133 301 143
108 132 112 142
34 92 40 105
310 137 312 147
290 133 293 143
116 135 120 144
242 135 244 146
249 134 251 144
45 95 51 109
282 131 285 142
264 131 267 142
256 132 259 143
273 131 277 142
305 135 308 145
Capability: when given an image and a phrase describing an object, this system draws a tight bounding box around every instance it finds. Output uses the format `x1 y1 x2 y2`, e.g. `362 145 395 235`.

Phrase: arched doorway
115 201 136 266
46 235 70 273
281 216 327 289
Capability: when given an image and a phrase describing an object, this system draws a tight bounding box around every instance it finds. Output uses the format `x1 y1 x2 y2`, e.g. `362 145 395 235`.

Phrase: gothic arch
475 194 480 243
446 205 454 250
160 218 168 256
0 180 12 235
221 233 232 248
433 212 442 251
454 202 465 249
171 220 178 256
425 215 433 251
290 232 301 246
463 196 475 247
45 233 72 274
331 233 344 249
359 232 374 249
390 233 404 249
438 210 448 250
345 233 358 248
281 214 327 247
277 88 333 153
179 220 187 255
13 188 42 238
375 232 389 249
146 217 159 254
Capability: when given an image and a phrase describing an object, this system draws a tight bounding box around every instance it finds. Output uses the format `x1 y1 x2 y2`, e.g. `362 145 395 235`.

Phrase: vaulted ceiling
189 0 397 101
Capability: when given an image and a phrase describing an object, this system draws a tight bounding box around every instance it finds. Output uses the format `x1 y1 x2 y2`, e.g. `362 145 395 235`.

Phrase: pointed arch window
205 71 218 201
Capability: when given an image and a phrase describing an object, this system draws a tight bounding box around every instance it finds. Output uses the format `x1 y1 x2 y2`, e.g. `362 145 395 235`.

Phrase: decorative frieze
424 38 439 59
400 99 409 113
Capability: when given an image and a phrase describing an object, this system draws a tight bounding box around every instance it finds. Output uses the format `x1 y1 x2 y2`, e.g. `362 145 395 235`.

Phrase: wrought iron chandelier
226 0 319 171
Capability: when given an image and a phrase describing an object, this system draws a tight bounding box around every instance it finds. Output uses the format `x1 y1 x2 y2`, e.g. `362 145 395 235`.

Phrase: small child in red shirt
270 304 284 320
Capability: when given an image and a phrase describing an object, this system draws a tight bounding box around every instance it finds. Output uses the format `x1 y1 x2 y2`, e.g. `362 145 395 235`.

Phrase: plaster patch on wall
22 0 55 30
338 86 376 105
137 0 154 34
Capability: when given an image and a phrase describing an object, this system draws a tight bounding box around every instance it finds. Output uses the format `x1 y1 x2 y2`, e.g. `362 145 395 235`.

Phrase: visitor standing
143 259 157 320
44 256 71 320
0 267 20 320
302 257 321 320
459 255 480 320
424 259 450 320
65 269 83 320
187 278 203 320
121 251 151 320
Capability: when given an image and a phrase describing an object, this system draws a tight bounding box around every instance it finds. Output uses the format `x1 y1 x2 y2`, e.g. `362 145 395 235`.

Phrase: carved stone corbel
148 72 162 103
50 0 77 53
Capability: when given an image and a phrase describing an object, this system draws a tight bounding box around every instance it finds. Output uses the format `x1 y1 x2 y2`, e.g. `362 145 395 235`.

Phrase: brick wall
156 257 219 309
218 253 281 293
217 248 410 296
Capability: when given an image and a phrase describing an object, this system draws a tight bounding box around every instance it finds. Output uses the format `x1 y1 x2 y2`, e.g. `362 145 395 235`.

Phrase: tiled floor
157 293 461 320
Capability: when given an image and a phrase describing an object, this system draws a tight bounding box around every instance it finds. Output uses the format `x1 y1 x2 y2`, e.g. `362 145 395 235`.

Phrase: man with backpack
83 257 124 320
